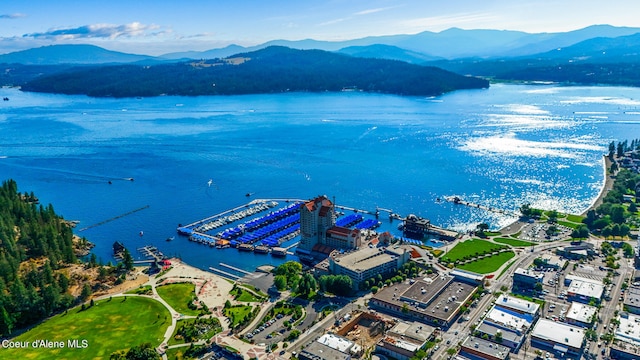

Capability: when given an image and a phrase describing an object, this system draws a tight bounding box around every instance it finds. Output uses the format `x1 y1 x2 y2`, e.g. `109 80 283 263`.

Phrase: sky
1 0 639 55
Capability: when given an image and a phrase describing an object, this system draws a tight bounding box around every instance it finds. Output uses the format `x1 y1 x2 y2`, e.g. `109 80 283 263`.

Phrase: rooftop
485 306 534 332
514 267 544 280
531 319 585 349
624 286 640 309
616 313 640 346
566 302 597 325
388 320 434 343
334 246 403 273
566 276 604 299
494 294 540 316
300 341 350 360
317 333 354 353
460 336 510 360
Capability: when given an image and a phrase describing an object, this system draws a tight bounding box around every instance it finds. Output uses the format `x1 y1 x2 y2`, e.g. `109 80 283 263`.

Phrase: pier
137 245 165 262
219 262 252 276
78 205 150 232
445 196 519 217
208 267 241 280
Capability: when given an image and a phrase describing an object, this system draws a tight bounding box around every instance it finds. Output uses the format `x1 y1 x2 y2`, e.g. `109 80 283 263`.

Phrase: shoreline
499 154 612 233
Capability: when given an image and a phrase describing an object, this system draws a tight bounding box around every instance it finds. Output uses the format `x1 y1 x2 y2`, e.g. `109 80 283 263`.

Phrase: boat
254 245 270 254
271 247 287 257
237 243 254 252
245 192 254 197
139 231 144 237
166 236 174 242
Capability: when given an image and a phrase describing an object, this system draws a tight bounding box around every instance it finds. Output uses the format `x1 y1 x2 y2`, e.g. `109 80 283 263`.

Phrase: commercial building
329 246 410 288
474 295 539 350
623 286 640 315
375 321 434 360
298 341 351 360
616 313 640 346
512 268 543 291
459 336 510 360
298 333 362 360
555 242 595 259
565 302 597 328
564 274 604 304
530 319 585 356
369 275 478 328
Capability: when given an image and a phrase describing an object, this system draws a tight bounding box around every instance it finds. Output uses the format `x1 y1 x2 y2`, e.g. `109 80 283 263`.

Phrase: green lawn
441 239 507 262
457 251 516 274
224 305 254 328
230 286 264 302
494 237 535 247
3 296 170 360
168 317 222 346
156 282 200 316
557 220 581 229
125 285 152 295
566 214 585 223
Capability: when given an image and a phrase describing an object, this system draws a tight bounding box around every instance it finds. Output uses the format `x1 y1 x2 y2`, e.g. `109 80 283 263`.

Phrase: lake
1 84 639 271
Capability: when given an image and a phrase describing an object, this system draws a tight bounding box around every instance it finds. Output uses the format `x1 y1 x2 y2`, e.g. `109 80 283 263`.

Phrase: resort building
401 214 431 239
565 302 597 328
530 319 585 356
369 274 478 328
459 336 510 360
329 246 409 288
325 226 362 250
298 195 337 254
375 321 434 360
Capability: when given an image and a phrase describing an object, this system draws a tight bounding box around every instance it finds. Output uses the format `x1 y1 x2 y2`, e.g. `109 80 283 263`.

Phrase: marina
176 199 392 256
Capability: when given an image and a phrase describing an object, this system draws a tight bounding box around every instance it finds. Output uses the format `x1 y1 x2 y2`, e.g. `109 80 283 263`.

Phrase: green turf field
2 296 170 359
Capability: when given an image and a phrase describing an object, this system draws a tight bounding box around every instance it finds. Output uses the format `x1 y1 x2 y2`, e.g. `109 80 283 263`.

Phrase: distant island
16 46 489 98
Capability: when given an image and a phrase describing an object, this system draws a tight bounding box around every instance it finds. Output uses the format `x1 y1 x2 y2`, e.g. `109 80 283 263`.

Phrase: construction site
333 311 387 354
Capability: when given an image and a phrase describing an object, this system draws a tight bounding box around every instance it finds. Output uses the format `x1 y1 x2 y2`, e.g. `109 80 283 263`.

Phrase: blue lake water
1 84 640 272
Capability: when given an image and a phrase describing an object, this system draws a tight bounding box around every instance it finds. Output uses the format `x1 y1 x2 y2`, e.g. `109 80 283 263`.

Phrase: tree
122 342 160 360
495 330 503 343
274 275 287 291
401 303 409 314
80 283 92 301
629 201 638 213
475 223 489 237
122 249 134 271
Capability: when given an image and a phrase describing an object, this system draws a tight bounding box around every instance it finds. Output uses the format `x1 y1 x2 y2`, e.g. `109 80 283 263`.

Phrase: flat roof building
474 295 538 350
616 313 640 346
565 302 597 328
565 275 604 304
513 268 543 291
329 246 410 288
624 286 640 315
376 321 434 360
530 319 585 356
299 341 351 360
369 275 478 328
459 336 510 360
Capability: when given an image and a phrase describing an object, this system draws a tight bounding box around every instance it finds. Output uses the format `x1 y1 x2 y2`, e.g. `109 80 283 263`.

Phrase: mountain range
2 24 640 93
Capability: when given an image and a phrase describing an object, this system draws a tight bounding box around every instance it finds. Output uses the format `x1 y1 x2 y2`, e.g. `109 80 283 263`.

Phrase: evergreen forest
0 179 78 335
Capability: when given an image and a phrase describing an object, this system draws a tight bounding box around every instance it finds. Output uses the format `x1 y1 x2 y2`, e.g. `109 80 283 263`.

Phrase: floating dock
445 196 518 217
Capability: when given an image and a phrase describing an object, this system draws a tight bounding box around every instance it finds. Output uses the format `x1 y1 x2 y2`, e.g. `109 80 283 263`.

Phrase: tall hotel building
297 195 337 254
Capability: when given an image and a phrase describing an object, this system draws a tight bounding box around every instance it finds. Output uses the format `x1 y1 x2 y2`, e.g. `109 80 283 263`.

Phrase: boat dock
445 196 518 217
208 267 241 280
137 245 165 262
219 262 252 276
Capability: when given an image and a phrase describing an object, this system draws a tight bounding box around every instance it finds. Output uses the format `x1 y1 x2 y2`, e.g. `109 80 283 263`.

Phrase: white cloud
23 22 163 40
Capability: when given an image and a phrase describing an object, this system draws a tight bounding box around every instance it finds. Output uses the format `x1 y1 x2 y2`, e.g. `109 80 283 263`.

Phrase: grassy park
2 296 170 359
156 282 200 316
458 251 516 274
440 239 508 263
494 237 535 247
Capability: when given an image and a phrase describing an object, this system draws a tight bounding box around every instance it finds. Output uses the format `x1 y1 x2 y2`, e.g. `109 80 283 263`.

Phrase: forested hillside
0 179 77 335
19 46 489 98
